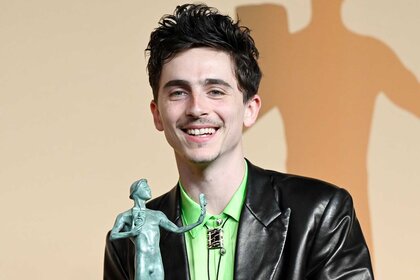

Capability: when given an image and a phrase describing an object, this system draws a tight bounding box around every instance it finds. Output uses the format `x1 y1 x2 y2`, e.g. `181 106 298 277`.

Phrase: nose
186 92 208 117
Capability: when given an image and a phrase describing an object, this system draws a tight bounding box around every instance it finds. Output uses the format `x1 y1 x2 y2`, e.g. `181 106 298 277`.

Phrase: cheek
231 105 247 125
159 109 178 129
220 106 246 131
152 102 180 132
159 111 185 144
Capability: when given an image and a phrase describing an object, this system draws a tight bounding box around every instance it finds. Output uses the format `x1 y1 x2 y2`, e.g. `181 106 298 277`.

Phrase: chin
185 152 219 165
190 159 213 165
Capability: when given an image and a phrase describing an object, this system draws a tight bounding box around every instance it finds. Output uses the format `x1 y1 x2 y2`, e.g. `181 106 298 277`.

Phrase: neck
133 198 146 209
176 154 246 215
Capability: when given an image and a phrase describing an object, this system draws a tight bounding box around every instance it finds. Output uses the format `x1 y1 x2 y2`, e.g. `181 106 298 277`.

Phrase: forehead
159 48 237 89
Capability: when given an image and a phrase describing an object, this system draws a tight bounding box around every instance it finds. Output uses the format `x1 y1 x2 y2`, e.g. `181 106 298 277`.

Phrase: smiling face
150 48 261 166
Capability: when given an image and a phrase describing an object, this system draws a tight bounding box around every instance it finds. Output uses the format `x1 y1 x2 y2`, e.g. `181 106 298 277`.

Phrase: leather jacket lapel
235 162 291 280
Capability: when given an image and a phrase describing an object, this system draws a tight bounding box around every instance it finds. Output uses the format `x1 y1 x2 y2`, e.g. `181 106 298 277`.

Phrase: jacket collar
243 159 284 225
234 160 290 280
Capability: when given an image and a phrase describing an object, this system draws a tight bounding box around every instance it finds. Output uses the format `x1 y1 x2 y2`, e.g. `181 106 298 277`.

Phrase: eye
169 90 188 100
208 89 226 98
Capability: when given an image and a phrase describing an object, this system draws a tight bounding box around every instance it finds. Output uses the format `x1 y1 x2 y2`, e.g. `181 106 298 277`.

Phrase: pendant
207 228 224 250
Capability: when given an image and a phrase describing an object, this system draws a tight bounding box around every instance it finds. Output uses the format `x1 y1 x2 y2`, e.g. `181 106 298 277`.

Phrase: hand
199 193 207 216
132 224 142 235
199 193 207 207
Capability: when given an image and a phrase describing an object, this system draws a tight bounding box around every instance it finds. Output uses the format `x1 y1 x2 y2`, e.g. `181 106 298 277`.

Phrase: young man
104 4 373 280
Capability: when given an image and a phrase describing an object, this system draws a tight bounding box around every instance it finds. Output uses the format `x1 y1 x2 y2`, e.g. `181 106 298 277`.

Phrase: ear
150 100 164 131
243 94 261 128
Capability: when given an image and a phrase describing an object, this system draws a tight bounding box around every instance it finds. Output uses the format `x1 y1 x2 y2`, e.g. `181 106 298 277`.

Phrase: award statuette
110 179 206 280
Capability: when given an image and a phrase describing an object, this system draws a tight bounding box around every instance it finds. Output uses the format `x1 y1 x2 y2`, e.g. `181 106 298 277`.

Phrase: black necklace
205 217 229 280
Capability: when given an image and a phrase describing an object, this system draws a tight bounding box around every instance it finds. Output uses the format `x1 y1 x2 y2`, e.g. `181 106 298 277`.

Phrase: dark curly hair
146 3 262 102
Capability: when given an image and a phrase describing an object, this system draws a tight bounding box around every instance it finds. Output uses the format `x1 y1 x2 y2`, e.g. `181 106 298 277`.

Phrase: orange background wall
1 0 419 279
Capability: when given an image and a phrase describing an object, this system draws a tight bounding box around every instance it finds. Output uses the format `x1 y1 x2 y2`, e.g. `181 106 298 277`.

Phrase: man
104 4 374 280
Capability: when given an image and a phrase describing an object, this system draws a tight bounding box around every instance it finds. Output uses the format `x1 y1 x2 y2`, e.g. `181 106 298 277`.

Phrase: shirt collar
180 161 248 238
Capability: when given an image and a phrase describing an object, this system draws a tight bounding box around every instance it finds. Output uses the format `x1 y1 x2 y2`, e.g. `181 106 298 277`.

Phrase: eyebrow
162 78 233 89
203 78 232 89
162 79 190 89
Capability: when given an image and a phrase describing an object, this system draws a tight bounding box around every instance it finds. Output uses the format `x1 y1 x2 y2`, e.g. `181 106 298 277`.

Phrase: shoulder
114 209 132 221
247 160 353 213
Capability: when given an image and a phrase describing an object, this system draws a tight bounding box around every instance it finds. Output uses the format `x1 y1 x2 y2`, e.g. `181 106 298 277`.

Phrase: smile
185 127 217 136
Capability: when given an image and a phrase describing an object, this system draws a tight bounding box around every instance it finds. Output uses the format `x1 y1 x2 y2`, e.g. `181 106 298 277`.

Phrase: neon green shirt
180 162 248 280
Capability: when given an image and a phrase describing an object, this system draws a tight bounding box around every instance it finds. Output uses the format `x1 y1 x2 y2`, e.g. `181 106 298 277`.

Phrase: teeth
186 128 216 136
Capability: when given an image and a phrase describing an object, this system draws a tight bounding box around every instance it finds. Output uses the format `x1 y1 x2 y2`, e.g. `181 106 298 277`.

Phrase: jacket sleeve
103 231 134 280
307 189 374 279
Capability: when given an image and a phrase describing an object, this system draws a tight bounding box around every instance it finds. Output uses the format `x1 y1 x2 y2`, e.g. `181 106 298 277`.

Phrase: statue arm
109 213 141 240
160 194 207 234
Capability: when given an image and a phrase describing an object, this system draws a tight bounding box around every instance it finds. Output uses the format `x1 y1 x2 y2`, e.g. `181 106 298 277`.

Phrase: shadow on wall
237 0 420 253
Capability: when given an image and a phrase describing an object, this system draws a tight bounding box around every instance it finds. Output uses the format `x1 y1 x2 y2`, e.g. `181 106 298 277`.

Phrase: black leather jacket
104 160 374 279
